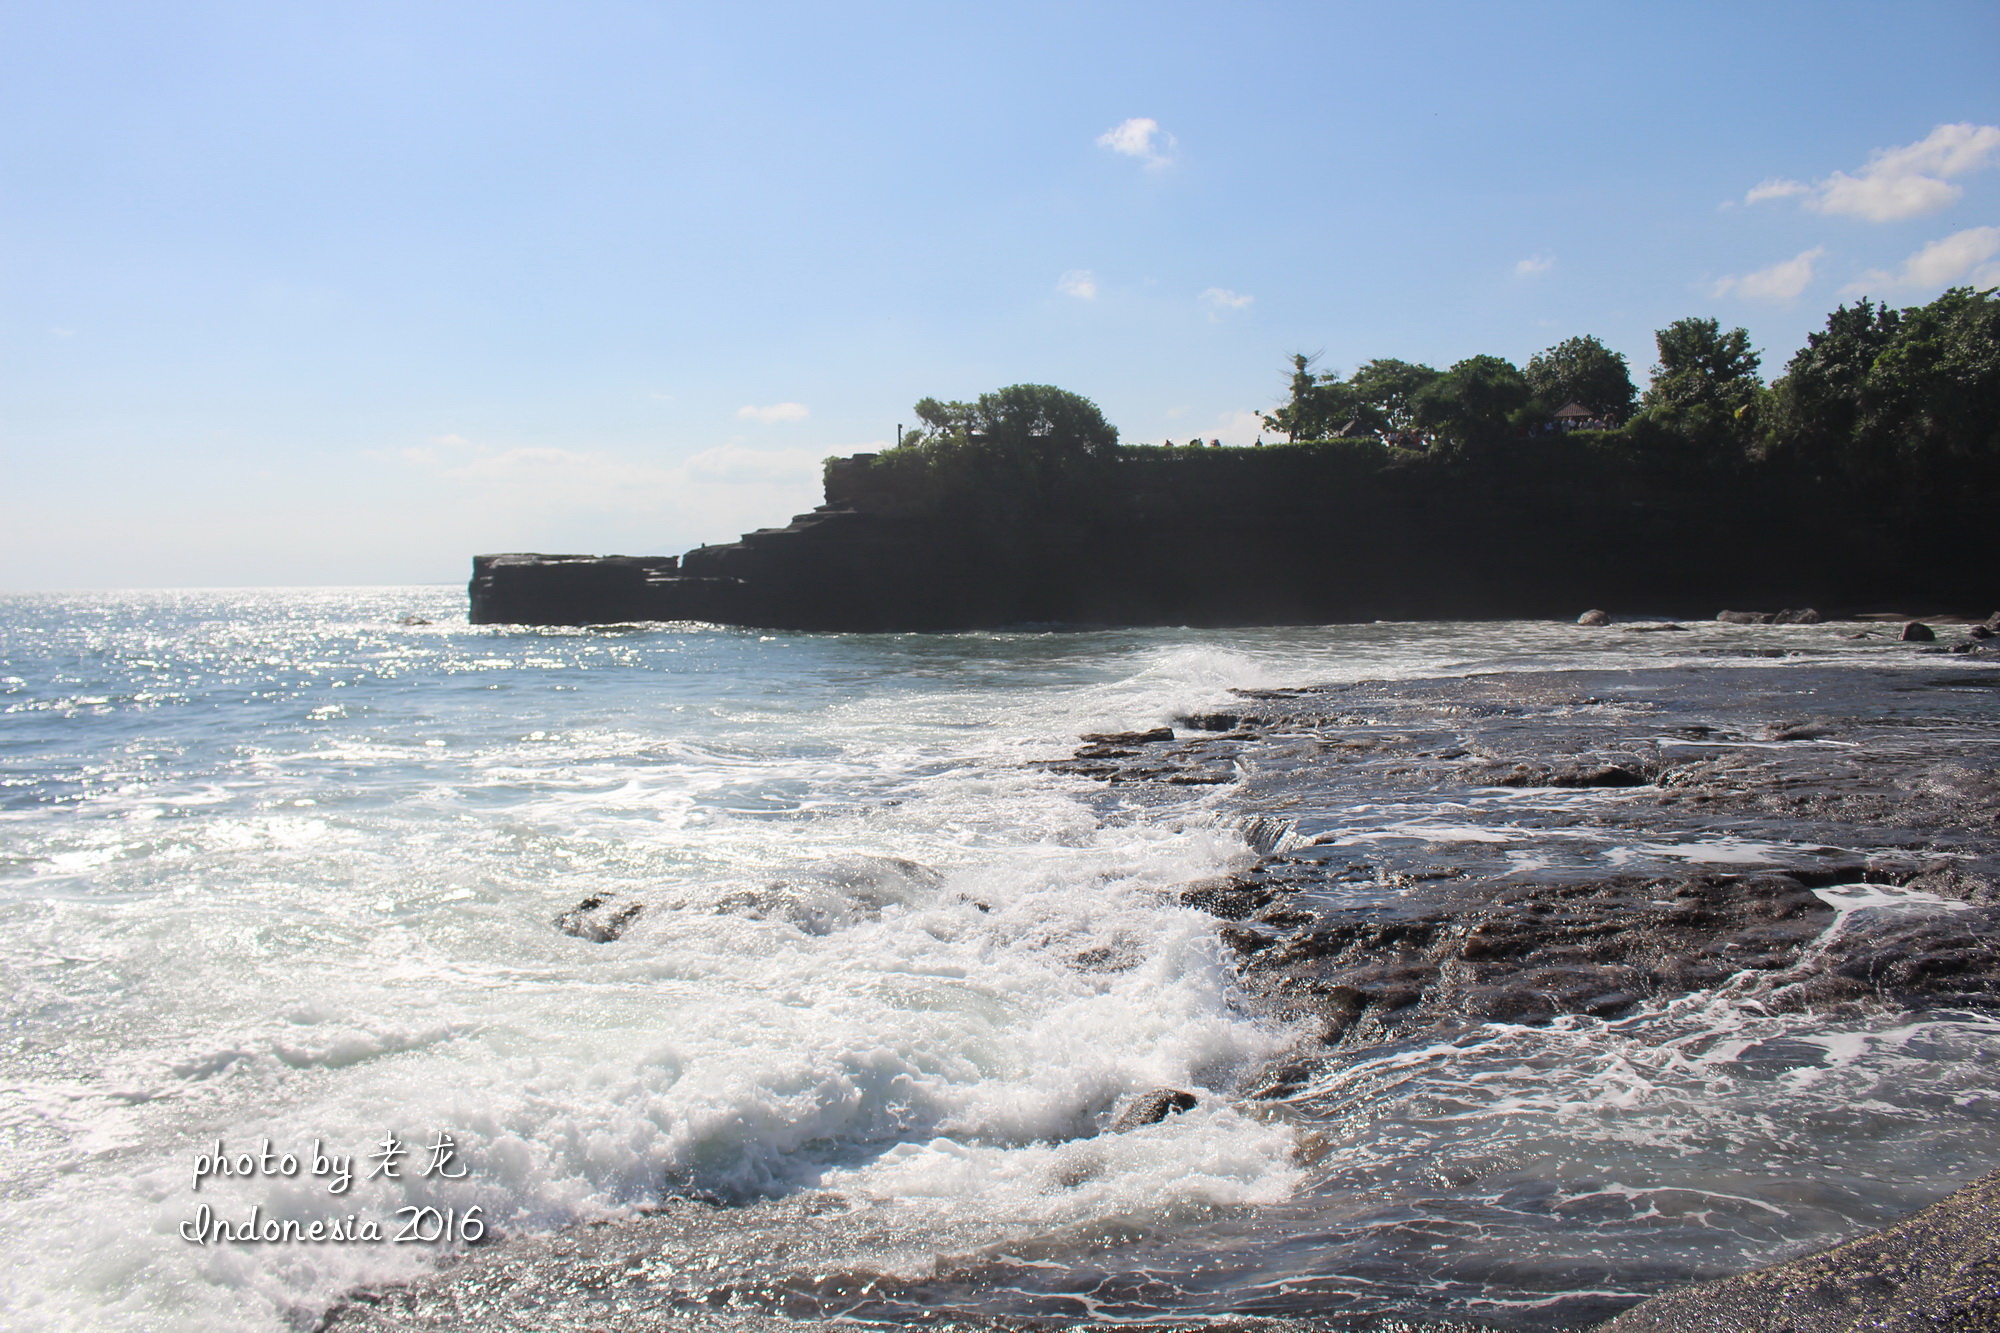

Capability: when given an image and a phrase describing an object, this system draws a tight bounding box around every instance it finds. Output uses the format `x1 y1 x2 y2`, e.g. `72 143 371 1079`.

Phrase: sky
2 1 1997 588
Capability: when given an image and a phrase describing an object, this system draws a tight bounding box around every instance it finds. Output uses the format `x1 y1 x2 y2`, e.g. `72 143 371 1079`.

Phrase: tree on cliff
1260 354 1349 441
899 384 1118 463
1525 335 1637 423
1348 358 1440 436
1412 354 1534 451
870 383 1119 509
1259 355 1441 441
1636 317 1764 456
1766 286 2000 503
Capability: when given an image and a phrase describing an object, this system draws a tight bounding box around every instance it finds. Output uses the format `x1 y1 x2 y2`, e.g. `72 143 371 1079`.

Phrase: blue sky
3 1 1997 587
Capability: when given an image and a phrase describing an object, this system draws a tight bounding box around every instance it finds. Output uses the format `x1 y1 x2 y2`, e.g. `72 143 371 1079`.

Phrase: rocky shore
1051 661 1999 1054
325 655 1999 1332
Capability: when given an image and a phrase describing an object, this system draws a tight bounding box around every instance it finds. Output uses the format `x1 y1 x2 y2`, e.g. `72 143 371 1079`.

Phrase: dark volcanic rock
1593 1167 2000 1332
1049 663 2000 1055
1111 1088 1198 1131
553 893 644 942
1222 871 1837 1047
1902 620 1937 641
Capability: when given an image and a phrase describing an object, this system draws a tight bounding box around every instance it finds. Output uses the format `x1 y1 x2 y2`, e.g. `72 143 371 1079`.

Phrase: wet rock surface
552 892 644 942
1111 1087 1199 1131
324 662 2000 1333
1062 661 2000 1331
1054 663 2000 1051
1593 1166 2000 1332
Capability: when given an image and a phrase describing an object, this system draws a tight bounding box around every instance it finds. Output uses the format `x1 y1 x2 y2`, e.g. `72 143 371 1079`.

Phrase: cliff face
467 444 1989 629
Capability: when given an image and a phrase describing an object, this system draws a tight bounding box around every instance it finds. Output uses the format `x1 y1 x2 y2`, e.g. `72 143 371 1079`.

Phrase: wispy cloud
394 439 825 527
1514 254 1555 277
1096 117 1176 170
1713 247 1826 303
1844 225 2000 296
1200 286 1253 312
1742 178 1811 206
1744 123 2000 222
682 443 822 484
1215 409 1264 446
736 402 809 423
1057 269 1098 299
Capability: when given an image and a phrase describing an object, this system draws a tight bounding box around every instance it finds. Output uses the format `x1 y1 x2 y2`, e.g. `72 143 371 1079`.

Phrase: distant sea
2 589 1994 1330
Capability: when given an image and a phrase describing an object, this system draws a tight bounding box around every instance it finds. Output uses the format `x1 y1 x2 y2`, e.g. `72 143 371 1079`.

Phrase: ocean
2 588 1994 1330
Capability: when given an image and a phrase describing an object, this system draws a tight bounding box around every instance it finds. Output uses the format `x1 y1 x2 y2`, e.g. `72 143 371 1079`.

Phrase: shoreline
323 653 2000 1333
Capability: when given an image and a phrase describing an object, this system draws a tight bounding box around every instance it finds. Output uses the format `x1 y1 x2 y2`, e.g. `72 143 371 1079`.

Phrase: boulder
1717 610 1773 624
1577 609 1611 627
1774 607 1822 624
553 894 644 942
1111 1088 1198 1132
1902 621 1937 642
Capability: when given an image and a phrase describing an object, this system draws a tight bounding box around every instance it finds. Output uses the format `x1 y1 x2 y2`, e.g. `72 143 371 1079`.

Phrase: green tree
1346 358 1440 436
1638 317 1765 456
1763 299 1902 479
1524 335 1637 423
900 383 1118 462
1260 354 1356 441
872 383 1120 509
1767 287 2000 500
1413 354 1533 450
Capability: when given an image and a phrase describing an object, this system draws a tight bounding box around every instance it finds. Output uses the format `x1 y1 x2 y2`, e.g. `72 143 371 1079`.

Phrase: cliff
468 440 1991 630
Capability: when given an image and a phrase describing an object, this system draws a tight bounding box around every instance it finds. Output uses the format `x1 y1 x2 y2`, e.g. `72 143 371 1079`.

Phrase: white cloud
1096 117 1176 169
1743 178 1811 206
394 439 826 536
1514 254 1554 276
736 402 809 423
1845 225 2000 295
1713 247 1826 303
1745 123 2000 222
682 443 822 485
1214 409 1264 446
1057 269 1098 299
1200 286 1253 311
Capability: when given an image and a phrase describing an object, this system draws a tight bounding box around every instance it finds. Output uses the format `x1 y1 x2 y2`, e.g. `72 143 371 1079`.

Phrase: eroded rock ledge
1047 663 1999 1060
1047 661 1999 1330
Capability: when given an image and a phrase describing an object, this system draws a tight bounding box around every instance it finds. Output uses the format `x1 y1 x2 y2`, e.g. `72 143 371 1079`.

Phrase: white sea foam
0 590 1990 1330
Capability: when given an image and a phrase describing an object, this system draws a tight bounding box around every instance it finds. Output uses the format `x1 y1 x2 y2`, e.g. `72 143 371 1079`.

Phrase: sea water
0 589 1994 1330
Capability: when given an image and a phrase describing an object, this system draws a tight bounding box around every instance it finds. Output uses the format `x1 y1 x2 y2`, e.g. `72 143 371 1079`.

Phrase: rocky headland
467 441 1996 632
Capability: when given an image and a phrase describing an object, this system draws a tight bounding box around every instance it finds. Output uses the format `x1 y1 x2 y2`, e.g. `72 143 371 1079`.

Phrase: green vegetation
1765 286 2000 510
829 384 1119 514
834 287 1998 520
1525 335 1637 425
